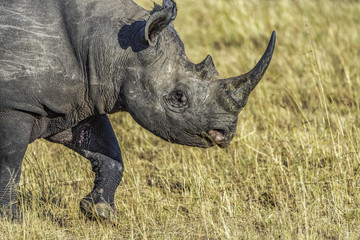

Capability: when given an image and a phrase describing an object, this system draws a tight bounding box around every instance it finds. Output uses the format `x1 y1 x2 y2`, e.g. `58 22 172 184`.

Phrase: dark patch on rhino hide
118 21 149 52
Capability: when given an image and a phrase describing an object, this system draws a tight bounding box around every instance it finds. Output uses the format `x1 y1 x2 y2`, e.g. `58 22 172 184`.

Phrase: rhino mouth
201 129 234 148
201 134 216 147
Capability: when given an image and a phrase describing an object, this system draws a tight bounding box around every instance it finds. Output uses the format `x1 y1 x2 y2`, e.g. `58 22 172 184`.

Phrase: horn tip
270 31 276 48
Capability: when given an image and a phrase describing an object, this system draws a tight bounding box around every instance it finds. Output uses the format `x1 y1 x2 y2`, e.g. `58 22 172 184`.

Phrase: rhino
0 0 275 220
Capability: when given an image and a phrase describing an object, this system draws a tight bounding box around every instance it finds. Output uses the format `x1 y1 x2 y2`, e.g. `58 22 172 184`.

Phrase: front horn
222 31 276 111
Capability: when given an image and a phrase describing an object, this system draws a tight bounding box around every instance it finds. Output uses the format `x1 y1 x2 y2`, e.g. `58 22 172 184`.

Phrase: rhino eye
164 89 188 109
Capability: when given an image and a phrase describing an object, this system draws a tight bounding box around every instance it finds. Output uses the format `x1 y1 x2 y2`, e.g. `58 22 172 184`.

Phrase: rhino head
118 0 275 148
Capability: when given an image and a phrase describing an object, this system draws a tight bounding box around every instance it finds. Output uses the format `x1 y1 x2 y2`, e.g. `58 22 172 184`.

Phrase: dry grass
1 0 360 239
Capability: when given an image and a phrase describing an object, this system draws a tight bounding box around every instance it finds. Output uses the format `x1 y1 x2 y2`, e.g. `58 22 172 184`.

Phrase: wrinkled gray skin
0 0 275 220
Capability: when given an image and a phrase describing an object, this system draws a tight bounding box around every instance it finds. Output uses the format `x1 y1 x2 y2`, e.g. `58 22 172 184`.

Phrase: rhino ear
145 2 177 45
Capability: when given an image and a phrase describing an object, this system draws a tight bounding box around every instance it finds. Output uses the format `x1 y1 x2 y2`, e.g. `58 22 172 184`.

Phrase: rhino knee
94 153 124 179
111 156 124 176
100 153 123 174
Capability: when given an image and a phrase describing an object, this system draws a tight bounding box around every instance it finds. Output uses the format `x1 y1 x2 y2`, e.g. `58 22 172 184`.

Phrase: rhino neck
60 0 149 115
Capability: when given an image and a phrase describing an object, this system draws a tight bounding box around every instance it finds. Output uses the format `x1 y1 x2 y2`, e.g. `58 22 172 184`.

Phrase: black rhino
0 0 275 220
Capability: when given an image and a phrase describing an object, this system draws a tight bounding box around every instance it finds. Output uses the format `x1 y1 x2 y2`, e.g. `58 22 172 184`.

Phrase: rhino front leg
0 111 33 219
47 114 123 221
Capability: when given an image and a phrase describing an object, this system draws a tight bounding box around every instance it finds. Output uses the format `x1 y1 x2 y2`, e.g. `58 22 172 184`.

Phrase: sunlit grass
1 0 360 239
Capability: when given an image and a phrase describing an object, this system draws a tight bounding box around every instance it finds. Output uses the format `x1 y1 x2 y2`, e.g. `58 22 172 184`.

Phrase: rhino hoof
80 199 119 223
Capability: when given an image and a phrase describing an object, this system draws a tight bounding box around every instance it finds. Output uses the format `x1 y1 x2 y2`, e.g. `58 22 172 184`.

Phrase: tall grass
1 0 360 239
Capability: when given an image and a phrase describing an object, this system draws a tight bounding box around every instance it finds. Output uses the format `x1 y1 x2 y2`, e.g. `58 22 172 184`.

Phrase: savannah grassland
1 0 360 239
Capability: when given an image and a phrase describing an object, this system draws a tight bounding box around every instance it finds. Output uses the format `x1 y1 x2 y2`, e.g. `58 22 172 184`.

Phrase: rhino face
119 0 275 148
